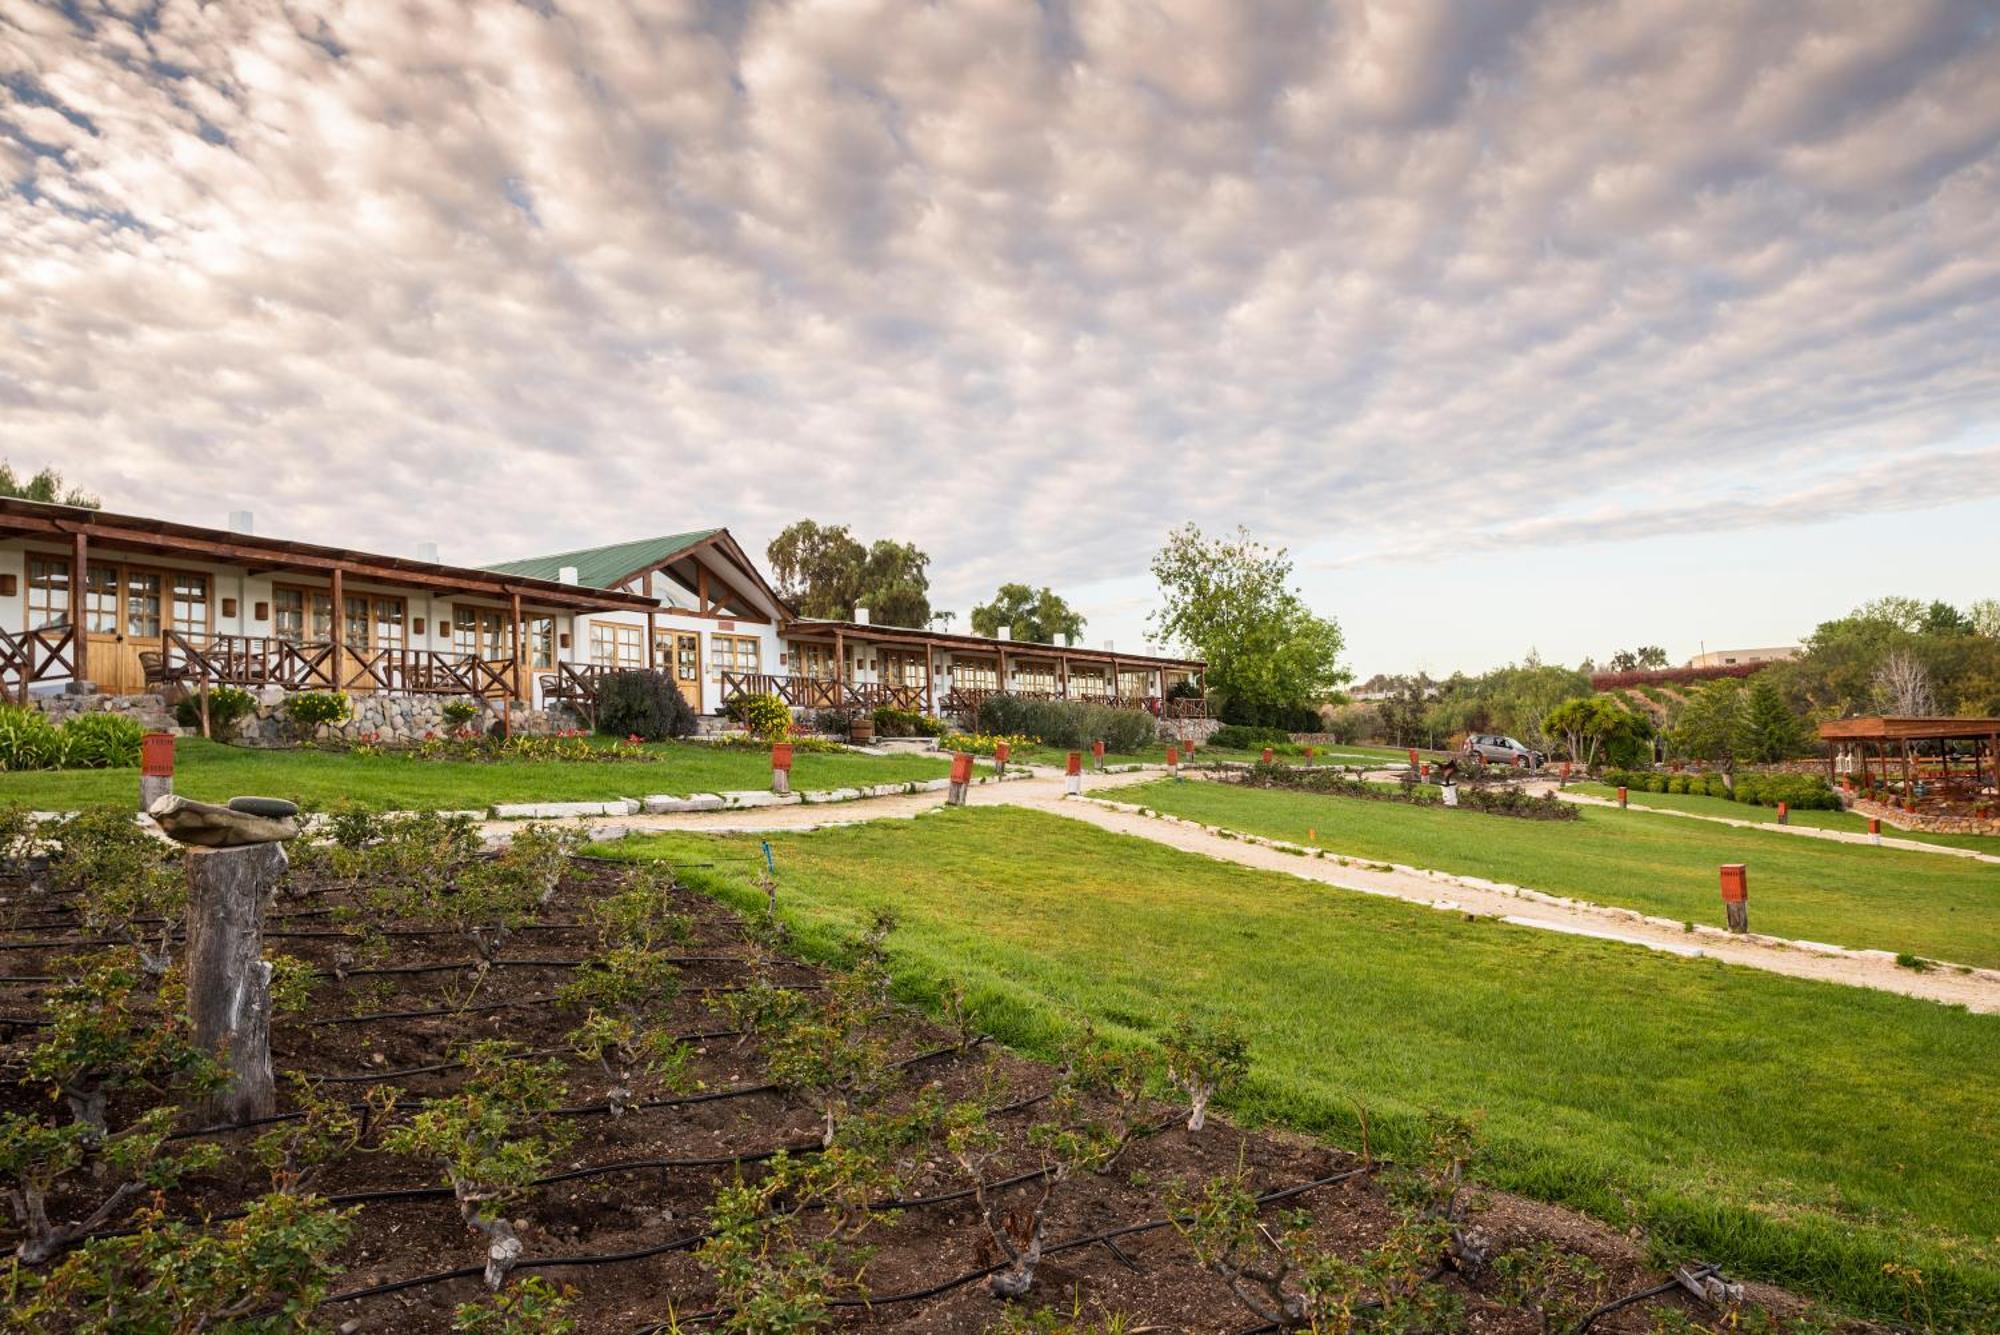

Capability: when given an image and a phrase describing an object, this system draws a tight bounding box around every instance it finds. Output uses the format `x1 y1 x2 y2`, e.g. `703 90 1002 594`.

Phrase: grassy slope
1101 778 2000 969
600 808 1999 1325
1570 780 2000 854
1 738 956 811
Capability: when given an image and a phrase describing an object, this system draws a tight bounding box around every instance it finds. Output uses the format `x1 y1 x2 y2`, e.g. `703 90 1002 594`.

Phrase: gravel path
510 767 2000 1014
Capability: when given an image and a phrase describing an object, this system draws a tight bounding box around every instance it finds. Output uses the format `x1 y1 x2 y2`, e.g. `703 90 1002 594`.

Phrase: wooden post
924 640 936 717
1719 863 1748 934
70 530 89 687
647 610 658 671
1902 740 1913 802
1058 653 1069 700
834 628 846 707
328 565 344 687
185 842 288 1124
507 591 524 705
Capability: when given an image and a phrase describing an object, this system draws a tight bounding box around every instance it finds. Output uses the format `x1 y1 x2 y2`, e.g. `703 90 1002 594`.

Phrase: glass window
27 557 69 630
343 595 371 649
791 643 837 679
1015 661 1055 693
168 572 208 638
678 634 700 681
456 607 511 659
953 657 998 692
708 634 760 675
588 622 642 668
1118 669 1153 698
527 616 554 669
83 566 119 635
374 598 405 651
275 587 334 642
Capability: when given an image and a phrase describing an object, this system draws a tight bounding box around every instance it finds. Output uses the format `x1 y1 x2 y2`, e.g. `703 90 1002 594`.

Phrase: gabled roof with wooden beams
0 498 657 613
1817 716 2000 743
787 618 1205 670
483 528 788 620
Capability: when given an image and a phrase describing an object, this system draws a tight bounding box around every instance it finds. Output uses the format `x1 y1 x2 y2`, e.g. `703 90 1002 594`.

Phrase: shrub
1241 763 1578 821
1733 773 1840 810
442 698 482 729
57 712 144 768
173 685 259 737
736 692 792 742
1216 695 1322 733
284 691 351 736
596 670 697 740
975 695 1156 753
0 705 66 770
1209 724 1292 751
872 706 943 738
937 731 1031 757
805 707 855 736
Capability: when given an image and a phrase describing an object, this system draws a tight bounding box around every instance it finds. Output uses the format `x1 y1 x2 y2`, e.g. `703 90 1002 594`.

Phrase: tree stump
185 841 288 1124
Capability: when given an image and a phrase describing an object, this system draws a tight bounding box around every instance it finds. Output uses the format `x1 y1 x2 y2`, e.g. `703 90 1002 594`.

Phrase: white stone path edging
1058 794 2000 1013
1547 788 2000 865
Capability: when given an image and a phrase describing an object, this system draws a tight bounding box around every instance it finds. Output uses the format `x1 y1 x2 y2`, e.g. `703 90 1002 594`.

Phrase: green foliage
766 518 939 627
731 691 793 741
1209 723 1294 750
0 1105 222 1265
453 1276 578 1334
1216 695 1323 732
1160 1013 1251 1131
173 685 259 736
0 705 147 771
253 1077 395 1194
1736 677 1807 764
870 705 943 738
1492 1241 1607 1334
1148 524 1348 711
24 951 218 1130
1542 695 1652 772
1243 762 1580 820
970 582 1087 643
595 668 698 740
937 729 1032 757
442 698 483 729
283 690 351 734
0 459 98 507
698 1161 850 1334
1669 679 1747 772
7 1191 353 1332
975 695 1158 752
1601 770 1839 810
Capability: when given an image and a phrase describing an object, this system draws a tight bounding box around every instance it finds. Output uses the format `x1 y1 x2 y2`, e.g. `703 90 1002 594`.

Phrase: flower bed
1237 761 1579 820
331 728 659 765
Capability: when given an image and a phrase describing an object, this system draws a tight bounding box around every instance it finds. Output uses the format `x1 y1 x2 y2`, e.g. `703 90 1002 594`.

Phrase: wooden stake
185 842 288 1124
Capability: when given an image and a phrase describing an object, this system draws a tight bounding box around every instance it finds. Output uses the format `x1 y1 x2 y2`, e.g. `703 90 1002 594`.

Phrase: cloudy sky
4 0 1999 675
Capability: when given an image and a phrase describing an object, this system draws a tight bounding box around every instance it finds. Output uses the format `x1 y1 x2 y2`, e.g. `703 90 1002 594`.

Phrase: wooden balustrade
0 625 76 703
163 631 514 700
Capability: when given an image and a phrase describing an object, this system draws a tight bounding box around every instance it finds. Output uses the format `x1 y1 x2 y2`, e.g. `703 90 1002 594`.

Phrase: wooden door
673 631 702 712
83 564 154 694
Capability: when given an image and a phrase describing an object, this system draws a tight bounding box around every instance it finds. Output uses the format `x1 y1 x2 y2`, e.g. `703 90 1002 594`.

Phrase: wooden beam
71 530 88 687
329 566 344 687
510 590 525 703
647 611 658 670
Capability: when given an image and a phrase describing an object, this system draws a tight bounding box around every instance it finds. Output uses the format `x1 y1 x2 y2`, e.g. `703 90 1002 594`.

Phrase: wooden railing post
70 531 89 687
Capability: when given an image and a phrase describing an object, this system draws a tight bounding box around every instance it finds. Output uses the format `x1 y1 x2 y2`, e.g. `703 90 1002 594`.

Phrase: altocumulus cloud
2 0 1999 616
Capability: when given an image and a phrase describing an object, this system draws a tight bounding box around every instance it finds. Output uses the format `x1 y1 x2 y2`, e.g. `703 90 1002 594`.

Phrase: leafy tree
1603 646 1667 673
1921 600 1972 637
1542 696 1650 772
766 520 936 627
1670 679 1748 781
970 583 1087 644
1969 598 2000 639
1736 677 1807 763
0 461 98 508
1148 525 1347 711
1859 596 1928 633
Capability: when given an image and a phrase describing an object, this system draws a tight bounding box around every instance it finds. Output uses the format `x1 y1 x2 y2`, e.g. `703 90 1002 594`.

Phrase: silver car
1463 733 1544 768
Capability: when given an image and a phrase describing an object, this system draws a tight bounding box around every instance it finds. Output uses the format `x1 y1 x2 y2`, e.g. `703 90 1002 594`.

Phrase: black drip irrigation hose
303 1030 746 1083
307 981 820 1028
1567 1264 1721 1335
312 954 747 980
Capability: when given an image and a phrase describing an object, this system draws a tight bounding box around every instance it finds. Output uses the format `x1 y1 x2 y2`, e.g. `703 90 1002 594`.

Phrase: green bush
872 707 943 739
1733 773 1840 810
1217 696 1322 732
596 671 697 741
442 699 481 730
0 706 67 770
57 712 143 768
284 691 351 735
172 685 259 737
975 695 1157 753
1209 724 1293 750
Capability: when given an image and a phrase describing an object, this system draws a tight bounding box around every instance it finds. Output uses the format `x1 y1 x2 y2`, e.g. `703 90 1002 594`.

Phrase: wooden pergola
1816 716 2000 795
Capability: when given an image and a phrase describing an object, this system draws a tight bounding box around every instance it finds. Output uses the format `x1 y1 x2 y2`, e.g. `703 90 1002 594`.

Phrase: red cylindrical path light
1617 785 1628 809
946 751 973 807
770 742 794 795
1776 801 1788 825
1261 748 1274 764
1065 750 1083 796
140 731 176 812
1091 738 1105 769
1719 863 1748 934
1166 745 1181 771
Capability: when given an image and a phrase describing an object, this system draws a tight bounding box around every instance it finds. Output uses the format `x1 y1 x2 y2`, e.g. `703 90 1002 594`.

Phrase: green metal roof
482 529 720 590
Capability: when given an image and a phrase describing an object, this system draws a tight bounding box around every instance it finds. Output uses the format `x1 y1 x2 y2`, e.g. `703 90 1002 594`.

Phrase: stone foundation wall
31 688 180 733
228 691 587 747
1848 794 2000 837
1160 717 1223 744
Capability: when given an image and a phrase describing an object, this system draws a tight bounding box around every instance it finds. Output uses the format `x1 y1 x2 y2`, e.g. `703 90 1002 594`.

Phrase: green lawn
1098 778 2000 970
599 808 1999 1326
2 737 959 812
1570 780 2000 854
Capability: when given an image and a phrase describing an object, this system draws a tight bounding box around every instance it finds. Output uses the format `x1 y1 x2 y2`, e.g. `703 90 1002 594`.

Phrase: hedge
974 695 1158 753
1602 769 1841 811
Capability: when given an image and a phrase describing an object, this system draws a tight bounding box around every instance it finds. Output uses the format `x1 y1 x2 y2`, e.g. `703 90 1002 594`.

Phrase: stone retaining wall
1160 717 1223 744
31 688 180 732
1848 794 2000 837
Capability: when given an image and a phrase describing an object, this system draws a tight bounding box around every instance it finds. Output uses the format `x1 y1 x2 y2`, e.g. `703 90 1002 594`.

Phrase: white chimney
228 510 253 535
1103 639 1114 652
854 606 871 625
417 542 440 564
997 625 1012 641
558 565 579 585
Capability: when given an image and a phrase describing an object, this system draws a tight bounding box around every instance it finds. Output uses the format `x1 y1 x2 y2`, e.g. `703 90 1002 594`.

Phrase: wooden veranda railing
162 631 515 700
718 673 925 714
1 625 76 703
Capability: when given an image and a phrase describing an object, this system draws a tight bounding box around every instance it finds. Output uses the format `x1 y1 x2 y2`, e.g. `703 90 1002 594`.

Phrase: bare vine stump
185 841 288 1124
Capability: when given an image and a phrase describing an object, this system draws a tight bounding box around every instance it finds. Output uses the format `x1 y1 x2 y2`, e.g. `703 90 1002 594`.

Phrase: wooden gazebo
1816 716 2000 797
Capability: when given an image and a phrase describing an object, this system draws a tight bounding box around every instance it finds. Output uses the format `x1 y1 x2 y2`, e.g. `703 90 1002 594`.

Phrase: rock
228 796 300 818
149 794 299 847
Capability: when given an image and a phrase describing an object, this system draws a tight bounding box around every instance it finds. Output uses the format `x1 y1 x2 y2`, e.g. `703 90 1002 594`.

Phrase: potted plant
850 714 875 744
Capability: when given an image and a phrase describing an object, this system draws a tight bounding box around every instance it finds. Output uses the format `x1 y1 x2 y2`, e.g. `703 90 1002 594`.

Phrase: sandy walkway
505 766 2000 1014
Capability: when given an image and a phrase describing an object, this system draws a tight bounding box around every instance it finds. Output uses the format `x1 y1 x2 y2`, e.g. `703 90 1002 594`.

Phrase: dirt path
507 767 2000 1014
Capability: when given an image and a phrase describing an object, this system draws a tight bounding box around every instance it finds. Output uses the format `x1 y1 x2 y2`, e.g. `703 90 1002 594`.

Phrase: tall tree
969 584 1086 644
1671 679 1749 783
1147 524 1347 708
1736 677 1806 763
0 461 98 508
1968 598 2000 639
765 521 936 627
